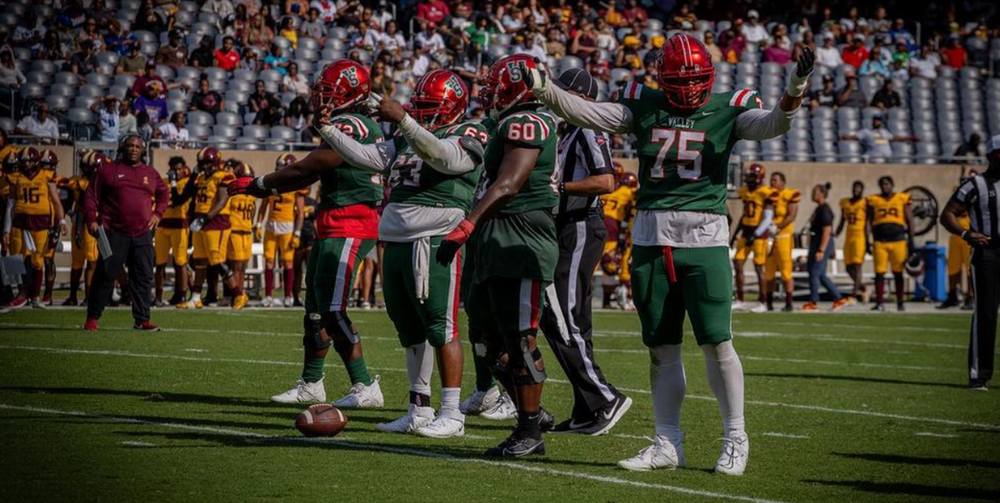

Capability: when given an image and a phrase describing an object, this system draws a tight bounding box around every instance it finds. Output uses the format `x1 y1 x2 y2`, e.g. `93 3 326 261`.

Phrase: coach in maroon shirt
83 135 169 332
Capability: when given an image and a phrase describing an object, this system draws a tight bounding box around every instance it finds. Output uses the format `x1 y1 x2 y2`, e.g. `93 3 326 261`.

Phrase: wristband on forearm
255 177 278 196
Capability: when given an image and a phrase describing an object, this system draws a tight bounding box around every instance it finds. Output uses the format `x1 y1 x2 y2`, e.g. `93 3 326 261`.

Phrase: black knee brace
214 263 234 279
484 335 508 376
503 332 546 385
327 311 360 354
302 313 331 350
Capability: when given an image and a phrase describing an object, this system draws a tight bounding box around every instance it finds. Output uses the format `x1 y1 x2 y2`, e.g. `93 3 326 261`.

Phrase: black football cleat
538 408 555 433
969 379 989 391
871 303 885 312
484 430 546 458
781 304 794 312
550 417 595 434
937 295 960 309
896 303 905 312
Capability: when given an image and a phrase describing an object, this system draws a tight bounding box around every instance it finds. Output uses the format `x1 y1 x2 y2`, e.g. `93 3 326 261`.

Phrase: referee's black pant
540 217 622 419
87 229 154 323
970 247 1000 383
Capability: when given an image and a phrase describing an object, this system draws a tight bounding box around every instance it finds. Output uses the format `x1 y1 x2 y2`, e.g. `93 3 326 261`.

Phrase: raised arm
524 66 634 134
735 47 812 141
229 146 341 198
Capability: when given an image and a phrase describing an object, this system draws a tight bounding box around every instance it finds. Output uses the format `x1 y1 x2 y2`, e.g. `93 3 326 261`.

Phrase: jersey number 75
650 128 705 181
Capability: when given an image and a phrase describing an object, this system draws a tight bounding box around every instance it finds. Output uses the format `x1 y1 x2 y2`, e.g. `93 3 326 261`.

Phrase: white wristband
786 71 810 98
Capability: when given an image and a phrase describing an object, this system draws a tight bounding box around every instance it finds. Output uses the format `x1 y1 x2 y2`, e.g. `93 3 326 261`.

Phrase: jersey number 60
650 128 705 181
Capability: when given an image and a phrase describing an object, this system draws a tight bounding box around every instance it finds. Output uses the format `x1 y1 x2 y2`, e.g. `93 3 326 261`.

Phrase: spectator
350 22 379 51
721 18 747 63
587 51 611 82
12 10 45 54
15 103 60 141
134 0 167 34
131 61 188 98
215 36 241 71
244 13 275 49
117 43 148 75
286 0 308 17
815 33 843 68
840 6 868 35
889 19 916 51
501 7 525 33
119 98 137 137
941 35 967 69
417 0 450 25
741 10 769 45
910 44 940 80
68 40 99 76
954 134 982 162
615 36 643 70
155 111 189 148
38 31 65 61
571 21 600 59
248 79 282 126
283 96 311 141
202 0 236 19
859 49 891 80
189 77 225 114
136 112 153 143
842 35 869 69
264 43 290 75
891 39 911 67
310 0 338 24
382 21 406 53
156 30 189 69
842 114 916 159
545 26 566 58
279 17 298 50
282 62 309 97
703 31 723 63
104 20 138 56
891 60 909 82
78 17 104 52
836 69 867 108
134 81 169 125
871 80 902 110
227 4 249 42
415 23 445 53
238 48 262 72
0 46 26 89
808 74 838 109
90 95 121 142
370 59 394 97
673 3 697 26
189 37 216 69
513 33 546 62
763 25 792 64
622 0 647 23
299 8 325 44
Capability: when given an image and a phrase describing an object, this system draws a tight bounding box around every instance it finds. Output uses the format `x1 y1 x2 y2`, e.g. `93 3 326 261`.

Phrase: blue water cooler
913 242 947 302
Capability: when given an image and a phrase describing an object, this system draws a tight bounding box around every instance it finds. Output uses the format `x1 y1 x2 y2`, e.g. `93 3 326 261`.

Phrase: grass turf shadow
745 373 968 389
803 479 1000 501
833 452 1000 470
0 386 313 409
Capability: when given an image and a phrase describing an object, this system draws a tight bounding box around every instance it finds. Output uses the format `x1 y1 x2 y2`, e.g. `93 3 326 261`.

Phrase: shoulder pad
618 82 645 101
730 89 763 109
458 135 485 161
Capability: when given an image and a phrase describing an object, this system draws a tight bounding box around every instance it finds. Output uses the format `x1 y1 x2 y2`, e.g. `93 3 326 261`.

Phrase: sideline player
764 172 800 312
318 69 488 438
599 169 637 309
836 180 867 303
155 156 192 307
61 151 104 306
39 149 62 305
226 161 255 310
3 147 65 309
866 176 913 311
731 163 773 313
527 36 813 473
256 154 306 308
230 60 385 409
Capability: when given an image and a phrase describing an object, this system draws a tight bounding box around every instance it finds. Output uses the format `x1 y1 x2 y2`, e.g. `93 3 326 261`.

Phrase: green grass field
0 307 996 503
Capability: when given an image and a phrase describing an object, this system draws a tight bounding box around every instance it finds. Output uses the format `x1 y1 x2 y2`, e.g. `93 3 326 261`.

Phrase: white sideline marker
0 403 795 503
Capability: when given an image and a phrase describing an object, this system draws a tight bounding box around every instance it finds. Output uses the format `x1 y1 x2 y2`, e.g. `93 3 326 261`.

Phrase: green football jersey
318 113 385 210
481 109 559 215
388 121 488 212
618 83 764 214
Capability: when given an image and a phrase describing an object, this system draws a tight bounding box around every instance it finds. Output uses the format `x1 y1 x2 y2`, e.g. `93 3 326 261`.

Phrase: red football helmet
311 60 372 114
658 34 716 113
745 163 766 188
197 146 222 172
621 171 638 189
19 147 40 175
481 54 538 117
275 153 297 171
410 70 469 130
2 149 18 174
601 250 623 276
233 161 254 178
39 149 58 169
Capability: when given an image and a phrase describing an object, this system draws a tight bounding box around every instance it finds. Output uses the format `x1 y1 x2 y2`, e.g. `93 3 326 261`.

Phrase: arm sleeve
734 103 799 141
316 124 395 173
397 115 477 175
754 208 774 236
535 83 634 134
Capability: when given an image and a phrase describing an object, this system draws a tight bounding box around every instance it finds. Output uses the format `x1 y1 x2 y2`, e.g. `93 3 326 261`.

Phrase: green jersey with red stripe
617 82 764 215
388 121 489 212
318 113 385 211
481 109 559 215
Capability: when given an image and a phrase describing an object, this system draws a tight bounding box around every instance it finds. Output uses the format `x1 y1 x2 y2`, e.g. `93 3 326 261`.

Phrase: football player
291 189 318 306
155 156 193 307
60 151 104 306
0 149 20 309
39 149 65 305
763 172 800 312
836 180 867 303
615 171 639 310
255 154 307 308
229 60 386 409
2 147 65 309
866 176 913 311
226 161 256 310
434 54 560 457
731 163 774 313
316 69 489 438
526 35 813 474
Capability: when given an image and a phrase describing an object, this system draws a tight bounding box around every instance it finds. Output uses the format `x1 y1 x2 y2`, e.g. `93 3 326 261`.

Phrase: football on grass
295 404 347 437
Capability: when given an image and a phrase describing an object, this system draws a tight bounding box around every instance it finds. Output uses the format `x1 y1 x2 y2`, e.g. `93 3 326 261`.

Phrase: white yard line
914 432 960 438
594 329 965 349
760 432 809 439
120 441 157 447
0 403 794 503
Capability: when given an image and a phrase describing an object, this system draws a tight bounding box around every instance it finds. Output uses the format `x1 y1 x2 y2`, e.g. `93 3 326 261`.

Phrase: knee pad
504 332 546 385
327 311 360 353
302 313 331 350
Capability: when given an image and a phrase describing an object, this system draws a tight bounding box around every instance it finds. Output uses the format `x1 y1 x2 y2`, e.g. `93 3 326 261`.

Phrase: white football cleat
460 386 500 415
414 412 465 439
272 297 284 308
480 391 518 421
270 379 326 404
715 432 750 476
617 435 685 471
731 300 747 311
332 375 384 408
376 404 434 434
283 297 294 308
261 297 274 308
750 303 768 314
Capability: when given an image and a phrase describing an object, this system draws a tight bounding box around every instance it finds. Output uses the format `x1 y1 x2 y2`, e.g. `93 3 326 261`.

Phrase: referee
539 68 631 435
941 134 1000 390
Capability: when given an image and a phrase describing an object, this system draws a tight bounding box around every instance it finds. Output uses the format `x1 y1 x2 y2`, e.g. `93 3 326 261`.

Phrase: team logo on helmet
482 54 539 118
410 70 470 130
275 153 297 170
745 163 766 187
657 34 716 113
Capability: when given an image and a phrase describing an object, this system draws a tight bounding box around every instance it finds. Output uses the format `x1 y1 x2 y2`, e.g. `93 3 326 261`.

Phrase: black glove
518 59 547 92
745 234 756 247
48 227 60 250
796 46 814 79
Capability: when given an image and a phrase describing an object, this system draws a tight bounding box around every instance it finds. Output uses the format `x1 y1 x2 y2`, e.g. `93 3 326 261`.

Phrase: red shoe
133 321 161 332
83 318 99 331
4 297 28 310
800 302 819 311
830 298 851 312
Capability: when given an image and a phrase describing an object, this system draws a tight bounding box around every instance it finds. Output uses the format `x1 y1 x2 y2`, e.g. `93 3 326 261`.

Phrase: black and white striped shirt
954 173 1000 248
556 125 615 220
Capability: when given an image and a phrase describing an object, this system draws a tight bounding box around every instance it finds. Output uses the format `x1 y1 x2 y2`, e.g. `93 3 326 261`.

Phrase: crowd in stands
0 0 996 154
